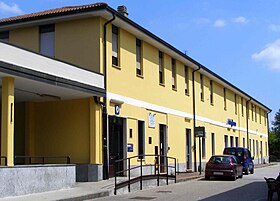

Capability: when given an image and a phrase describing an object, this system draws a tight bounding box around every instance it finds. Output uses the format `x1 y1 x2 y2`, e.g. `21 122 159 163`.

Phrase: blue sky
0 0 279 125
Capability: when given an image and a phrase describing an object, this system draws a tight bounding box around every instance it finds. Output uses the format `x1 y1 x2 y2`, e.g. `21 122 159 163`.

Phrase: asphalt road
94 164 280 201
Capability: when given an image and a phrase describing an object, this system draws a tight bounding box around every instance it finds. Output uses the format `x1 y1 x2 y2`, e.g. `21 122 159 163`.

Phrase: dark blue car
223 147 254 175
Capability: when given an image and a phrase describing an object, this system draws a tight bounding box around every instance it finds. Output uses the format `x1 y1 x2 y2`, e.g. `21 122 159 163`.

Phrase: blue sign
227 119 236 127
115 105 120 115
127 144 133 152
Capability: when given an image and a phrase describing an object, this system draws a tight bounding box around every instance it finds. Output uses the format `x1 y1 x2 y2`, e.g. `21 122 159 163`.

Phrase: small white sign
148 113 156 128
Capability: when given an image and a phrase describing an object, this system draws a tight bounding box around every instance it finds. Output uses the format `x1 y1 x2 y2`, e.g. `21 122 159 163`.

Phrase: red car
205 155 243 181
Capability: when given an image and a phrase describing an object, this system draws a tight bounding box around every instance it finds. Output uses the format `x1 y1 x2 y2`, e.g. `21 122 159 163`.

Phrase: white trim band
107 92 268 138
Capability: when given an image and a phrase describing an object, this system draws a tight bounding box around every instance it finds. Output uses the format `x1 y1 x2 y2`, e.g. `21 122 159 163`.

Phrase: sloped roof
0 2 107 25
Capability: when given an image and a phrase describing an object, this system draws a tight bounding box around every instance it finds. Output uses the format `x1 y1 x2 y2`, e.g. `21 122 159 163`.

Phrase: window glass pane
112 33 118 57
136 43 141 70
40 31 55 57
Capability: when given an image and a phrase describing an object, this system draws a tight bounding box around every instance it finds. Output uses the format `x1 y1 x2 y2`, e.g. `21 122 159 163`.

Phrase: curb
57 190 111 201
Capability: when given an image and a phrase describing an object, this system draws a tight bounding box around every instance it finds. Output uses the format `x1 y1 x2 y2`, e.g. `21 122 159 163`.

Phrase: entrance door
109 116 124 177
159 124 167 173
186 129 192 170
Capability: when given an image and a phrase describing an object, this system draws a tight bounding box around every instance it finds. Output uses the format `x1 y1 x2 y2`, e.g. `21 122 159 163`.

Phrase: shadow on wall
198 181 269 201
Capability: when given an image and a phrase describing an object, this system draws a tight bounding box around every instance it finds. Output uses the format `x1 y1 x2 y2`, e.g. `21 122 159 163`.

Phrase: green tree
269 109 280 161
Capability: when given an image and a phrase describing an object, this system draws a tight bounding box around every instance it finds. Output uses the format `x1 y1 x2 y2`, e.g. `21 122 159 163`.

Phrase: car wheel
238 173 243 178
205 175 210 180
244 167 249 175
250 168 254 174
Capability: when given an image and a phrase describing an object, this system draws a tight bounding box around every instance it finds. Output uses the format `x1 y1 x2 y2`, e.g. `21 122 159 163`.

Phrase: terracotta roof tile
0 2 107 24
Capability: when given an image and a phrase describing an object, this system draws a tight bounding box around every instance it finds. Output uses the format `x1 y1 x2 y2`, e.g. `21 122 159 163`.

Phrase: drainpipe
96 12 115 180
246 98 251 150
192 65 201 172
266 110 271 163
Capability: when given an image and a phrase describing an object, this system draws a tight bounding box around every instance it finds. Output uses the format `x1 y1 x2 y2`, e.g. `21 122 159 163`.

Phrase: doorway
109 116 125 177
159 124 167 173
186 129 192 170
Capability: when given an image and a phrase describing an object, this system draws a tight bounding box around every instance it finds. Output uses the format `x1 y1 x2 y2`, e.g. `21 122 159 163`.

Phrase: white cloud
233 16 249 24
213 19 226 27
252 39 280 71
269 24 280 32
0 2 22 14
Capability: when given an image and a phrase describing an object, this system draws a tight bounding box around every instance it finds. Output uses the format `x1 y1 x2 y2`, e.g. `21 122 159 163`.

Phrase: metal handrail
114 154 177 195
0 156 7 166
14 156 70 164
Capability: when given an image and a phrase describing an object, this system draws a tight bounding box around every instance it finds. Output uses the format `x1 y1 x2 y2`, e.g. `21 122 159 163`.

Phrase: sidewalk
0 163 271 201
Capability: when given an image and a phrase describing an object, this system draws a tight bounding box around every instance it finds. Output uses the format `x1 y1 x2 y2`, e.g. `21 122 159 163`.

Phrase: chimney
117 5 128 17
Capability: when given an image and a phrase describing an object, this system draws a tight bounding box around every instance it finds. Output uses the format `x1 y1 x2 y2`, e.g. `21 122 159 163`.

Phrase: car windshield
224 148 236 155
210 156 231 164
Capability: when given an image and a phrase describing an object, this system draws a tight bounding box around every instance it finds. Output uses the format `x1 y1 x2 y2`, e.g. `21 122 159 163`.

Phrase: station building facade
0 3 271 181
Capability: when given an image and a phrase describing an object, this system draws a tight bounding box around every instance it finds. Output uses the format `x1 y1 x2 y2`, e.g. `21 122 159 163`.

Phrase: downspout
246 98 251 150
192 65 201 172
96 12 115 180
266 110 271 162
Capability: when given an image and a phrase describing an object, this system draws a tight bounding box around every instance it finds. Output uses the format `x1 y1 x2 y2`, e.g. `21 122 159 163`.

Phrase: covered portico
0 42 105 197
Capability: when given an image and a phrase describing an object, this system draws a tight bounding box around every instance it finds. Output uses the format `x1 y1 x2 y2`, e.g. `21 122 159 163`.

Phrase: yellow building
0 3 271 182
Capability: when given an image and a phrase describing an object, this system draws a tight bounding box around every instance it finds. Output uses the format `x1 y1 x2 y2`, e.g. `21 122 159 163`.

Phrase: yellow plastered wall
9 26 39 52
55 17 101 73
26 99 90 163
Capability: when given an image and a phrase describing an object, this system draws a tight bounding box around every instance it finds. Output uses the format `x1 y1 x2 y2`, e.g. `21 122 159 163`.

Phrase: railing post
128 158 131 192
157 155 159 186
114 159 117 195
42 157 45 164
175 158 177 183
140 157 143 190
166 156 168 185
67 156 70 164
29 157 31 164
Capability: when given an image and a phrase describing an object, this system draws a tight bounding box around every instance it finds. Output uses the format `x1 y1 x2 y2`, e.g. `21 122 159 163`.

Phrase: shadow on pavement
198 181 276 201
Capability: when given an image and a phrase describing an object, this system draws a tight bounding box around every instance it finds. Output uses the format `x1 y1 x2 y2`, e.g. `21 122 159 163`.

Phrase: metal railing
0 156 7 166
114 154 176 195
14 156 70 165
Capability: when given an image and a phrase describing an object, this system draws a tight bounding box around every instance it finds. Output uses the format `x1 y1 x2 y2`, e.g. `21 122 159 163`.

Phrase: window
259 108 262 124
264 112 267 126
211 133 215 155
253 139 255 156
40 24 55 57
0 31 9 42
210 80 213 105
159 51 164 84
256 140 259 158
251 104 254 121
200 74 204 101
136 38 142 76
230 136 234 147
235 137 239 147
224 135 228 148
112 25 119 66
243 138 245 148
138 120 145 159
249 139 252 151
184 65 189 94
202 137 206 159
234 94 237 114
172 58 176 89
255 106 257 122
224 88 227 110
241 97 244 116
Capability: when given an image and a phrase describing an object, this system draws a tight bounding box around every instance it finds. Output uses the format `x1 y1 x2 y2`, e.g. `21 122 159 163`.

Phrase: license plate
213 172 223 175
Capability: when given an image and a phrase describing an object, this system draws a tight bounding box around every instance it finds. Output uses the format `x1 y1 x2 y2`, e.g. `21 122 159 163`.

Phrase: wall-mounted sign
115 105 120 115
127 144 133 152
194 126 205 138
227 119 236 127
148 112 156 128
